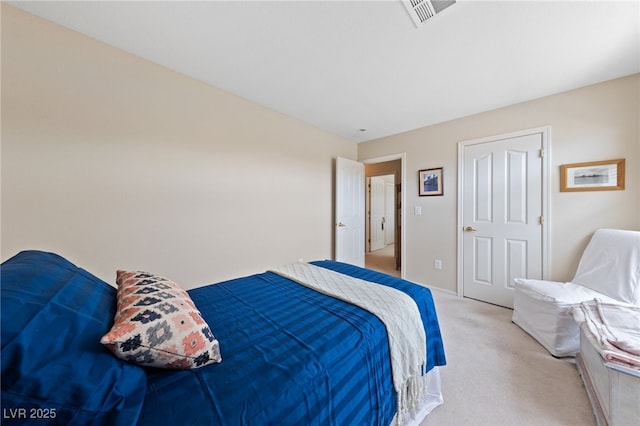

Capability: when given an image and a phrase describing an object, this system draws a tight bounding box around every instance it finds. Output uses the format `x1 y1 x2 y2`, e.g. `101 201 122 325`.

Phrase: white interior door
335 157 365 267
459 130 547 308
384 180 395 245
369 176 386 252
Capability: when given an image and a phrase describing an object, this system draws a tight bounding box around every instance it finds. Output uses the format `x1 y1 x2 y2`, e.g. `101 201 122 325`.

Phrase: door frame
456 127 552 297
362 153 407 279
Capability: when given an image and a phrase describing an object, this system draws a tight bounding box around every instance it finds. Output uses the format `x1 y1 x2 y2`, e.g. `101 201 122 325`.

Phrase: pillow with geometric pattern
101 270 222 369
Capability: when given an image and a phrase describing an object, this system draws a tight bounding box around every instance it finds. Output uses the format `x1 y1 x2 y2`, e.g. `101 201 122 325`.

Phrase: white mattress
390 366 443 426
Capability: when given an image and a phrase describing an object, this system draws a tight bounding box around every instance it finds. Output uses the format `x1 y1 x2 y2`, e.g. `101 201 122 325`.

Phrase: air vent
402 0 456 27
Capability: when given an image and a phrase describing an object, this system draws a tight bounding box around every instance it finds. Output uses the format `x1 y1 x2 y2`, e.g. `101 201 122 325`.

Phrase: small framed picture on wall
419 167 443 196
560 159 625 192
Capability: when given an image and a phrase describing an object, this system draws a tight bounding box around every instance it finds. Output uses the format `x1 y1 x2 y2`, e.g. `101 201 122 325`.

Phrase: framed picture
560 159 625 192
419 167 443 196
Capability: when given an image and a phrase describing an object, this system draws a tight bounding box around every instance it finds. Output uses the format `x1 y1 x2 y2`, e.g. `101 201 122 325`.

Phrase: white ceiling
9 0 640 143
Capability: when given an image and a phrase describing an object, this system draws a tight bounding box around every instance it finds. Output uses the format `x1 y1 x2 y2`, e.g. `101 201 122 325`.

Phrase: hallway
365 244 399 277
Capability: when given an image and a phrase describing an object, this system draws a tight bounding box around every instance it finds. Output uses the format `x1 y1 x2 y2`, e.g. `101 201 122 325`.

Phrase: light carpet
421 289 596 426
366 244 400 277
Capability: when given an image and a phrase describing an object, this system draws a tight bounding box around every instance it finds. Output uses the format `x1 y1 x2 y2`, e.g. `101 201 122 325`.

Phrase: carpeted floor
421 289 596 426
365 244 400 277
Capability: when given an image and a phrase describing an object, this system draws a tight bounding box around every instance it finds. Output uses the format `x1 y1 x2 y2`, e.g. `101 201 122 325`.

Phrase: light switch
414 206 422 215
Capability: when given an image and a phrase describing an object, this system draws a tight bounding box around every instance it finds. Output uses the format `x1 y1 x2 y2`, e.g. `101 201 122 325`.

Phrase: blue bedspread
1 251 148 425
311 260 446 373
1 252 445 426
140 261 446 426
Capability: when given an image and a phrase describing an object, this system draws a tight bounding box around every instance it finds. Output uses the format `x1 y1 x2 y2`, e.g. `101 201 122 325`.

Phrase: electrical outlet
434 259 442 270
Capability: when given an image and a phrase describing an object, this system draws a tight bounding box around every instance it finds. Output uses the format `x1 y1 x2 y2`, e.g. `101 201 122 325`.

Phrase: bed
1 250 446 425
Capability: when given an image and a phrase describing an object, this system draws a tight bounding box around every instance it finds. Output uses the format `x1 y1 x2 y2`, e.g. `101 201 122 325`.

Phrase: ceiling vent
402 0 456 27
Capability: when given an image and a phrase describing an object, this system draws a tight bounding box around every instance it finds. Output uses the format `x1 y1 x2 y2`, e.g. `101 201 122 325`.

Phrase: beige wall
3 5 638 294
1 5 357 289
359 74 640 293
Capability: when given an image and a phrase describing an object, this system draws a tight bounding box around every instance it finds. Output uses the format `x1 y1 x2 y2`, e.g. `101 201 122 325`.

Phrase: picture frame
419 167 443 196
560 159 625 192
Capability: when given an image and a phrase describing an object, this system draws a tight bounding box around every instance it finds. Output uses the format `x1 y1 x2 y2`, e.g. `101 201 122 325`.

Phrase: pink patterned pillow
101 270 221 369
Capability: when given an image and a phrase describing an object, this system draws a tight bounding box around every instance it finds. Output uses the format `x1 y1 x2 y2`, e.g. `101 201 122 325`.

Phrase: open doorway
364 160 402 277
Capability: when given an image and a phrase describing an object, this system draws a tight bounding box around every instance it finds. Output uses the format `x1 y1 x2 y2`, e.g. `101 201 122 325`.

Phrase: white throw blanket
572 299 640 369
270 263 427 423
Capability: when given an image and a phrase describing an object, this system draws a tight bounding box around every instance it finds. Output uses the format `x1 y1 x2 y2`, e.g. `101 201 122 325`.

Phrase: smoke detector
402 0 456 27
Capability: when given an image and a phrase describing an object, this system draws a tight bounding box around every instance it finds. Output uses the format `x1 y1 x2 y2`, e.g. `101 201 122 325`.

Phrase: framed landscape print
419 167 443 196
560 159 625 192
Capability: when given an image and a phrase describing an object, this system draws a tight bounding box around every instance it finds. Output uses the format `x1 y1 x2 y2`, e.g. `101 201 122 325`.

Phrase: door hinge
539 215 545 225
539 148 544 158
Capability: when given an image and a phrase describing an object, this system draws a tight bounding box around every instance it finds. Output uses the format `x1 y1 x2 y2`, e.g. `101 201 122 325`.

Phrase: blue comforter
1 251 445 425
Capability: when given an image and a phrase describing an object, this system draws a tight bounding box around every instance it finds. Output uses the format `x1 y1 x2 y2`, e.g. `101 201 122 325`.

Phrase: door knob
464 226 478 232
337 222 346 227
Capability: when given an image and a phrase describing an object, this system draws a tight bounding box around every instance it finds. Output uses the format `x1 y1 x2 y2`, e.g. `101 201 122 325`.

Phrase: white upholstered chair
512 228 640 357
